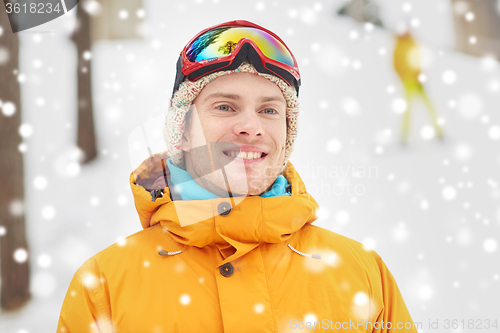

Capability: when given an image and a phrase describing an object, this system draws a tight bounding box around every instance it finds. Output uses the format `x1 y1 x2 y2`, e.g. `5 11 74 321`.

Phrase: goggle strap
265 62 300 96
172 56 186 98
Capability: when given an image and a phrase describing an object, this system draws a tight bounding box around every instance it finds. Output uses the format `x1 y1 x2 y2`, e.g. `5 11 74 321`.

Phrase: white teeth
226 151 264 159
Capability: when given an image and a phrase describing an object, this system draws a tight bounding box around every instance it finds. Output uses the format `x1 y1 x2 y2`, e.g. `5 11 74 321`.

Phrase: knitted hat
164 61 299 169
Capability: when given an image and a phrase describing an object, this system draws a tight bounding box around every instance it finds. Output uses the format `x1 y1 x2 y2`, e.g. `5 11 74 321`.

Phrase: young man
58 20 418 332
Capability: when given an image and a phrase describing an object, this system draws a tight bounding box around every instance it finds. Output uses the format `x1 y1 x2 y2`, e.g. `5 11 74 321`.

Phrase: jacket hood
129 151 319 265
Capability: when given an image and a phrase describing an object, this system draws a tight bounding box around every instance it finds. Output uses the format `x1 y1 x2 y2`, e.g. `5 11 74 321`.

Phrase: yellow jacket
58 152 418 332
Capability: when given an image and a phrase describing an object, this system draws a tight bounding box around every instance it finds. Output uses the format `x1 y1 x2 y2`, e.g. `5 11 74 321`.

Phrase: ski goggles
172 20 301 96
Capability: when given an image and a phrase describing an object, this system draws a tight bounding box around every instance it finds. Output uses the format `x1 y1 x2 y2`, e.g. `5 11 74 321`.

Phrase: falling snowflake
255 2 265 11
1 101 16 116
14 248 28 263
17 73 26 83
304 313 317 325
37 253 52 268
31 271 57 297
456 227 472 246
335 210 350 225
136 8 145 18
420 199 429 210
0 47 9 65
442 186 457 201
9 199 24 217
90 196 100 206
352 60 362 70
410 18 421 27
341 97 361 116
481 56 497 71
41 205 56 220
117 195 128 206
397 180 411 194
254 302 265 314
483 238 497 253
458 93 483 119
442 70 457 84
453 143 472 161
315 207 330 220
362 237 376 250
33 175 48 190
118 9 129 20
374 146 384 155
392 222 409 242
35 97 45 106
19 123 34 138
326 138 342 154
465 12 475 21
392 98 407 114
66 162 81 177
179 294 191 305
82 273 98 289
419 285 433 300
117 237 127 247
354 291 369 306
32 59 42 68
349 30 359 40
420 125 435 140
82 0 101 15
83 50 92 61
402 3 412 12
488 125 500 140
18 143 28 153
323 251 340 266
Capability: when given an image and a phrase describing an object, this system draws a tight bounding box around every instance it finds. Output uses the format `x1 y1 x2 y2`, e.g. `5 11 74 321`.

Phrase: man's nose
233 110 264 137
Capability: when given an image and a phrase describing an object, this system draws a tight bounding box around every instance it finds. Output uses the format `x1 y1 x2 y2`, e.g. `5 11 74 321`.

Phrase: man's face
181 72 287 196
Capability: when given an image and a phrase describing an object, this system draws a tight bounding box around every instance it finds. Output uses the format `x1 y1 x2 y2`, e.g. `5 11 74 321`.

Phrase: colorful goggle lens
186 26 295 67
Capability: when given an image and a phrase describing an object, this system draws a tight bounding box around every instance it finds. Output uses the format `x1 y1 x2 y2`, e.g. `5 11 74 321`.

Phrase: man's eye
263 108 277 114
217 105 231 111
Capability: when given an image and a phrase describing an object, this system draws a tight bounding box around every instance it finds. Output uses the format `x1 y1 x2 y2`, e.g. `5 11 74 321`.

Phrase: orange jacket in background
57 152 418 332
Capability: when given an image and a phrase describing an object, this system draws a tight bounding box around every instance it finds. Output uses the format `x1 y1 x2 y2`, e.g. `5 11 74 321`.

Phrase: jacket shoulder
291 224 389 291
293 224 378 264
292 224 416 328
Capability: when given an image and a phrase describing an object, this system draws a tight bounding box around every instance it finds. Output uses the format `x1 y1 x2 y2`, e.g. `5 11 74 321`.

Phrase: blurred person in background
57 20 417 332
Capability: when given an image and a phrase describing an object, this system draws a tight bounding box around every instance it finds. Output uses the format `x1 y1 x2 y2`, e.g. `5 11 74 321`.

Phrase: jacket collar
130 152 319 265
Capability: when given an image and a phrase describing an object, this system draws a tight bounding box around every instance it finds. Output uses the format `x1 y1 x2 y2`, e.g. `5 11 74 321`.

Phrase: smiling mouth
223 151 268 160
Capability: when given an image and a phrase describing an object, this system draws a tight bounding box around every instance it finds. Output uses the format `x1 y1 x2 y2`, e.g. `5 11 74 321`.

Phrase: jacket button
217 202 231 216
219 263 234 277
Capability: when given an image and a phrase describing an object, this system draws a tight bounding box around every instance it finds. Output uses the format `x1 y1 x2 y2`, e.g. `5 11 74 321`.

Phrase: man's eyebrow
203 93 241 101
259 96 286 103
203 93 285 103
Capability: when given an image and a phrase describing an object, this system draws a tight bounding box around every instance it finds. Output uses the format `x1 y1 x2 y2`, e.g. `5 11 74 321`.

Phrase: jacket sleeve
57 258 114 333
369 251 419 333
